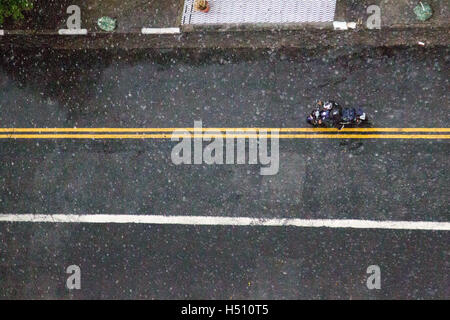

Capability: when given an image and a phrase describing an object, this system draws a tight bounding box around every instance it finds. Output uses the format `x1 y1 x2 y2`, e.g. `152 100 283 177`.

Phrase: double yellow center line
0 128 449 139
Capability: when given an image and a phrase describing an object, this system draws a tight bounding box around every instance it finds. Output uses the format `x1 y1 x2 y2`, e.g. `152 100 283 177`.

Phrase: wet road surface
0 46 448 299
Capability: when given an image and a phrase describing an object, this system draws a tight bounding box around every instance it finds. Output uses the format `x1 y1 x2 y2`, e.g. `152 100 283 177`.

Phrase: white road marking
333 21 348 30
0 214 448 231
141 27 181 34
58 29 88 35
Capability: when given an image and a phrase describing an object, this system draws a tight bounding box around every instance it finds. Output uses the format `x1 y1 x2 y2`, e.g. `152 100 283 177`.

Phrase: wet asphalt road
0 46 448 299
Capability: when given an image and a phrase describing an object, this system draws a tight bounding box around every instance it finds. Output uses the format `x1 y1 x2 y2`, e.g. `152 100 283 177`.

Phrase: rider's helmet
323 101 334 110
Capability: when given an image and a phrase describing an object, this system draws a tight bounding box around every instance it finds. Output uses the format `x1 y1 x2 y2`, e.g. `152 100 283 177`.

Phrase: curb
0 23 449 49
1 21 448 35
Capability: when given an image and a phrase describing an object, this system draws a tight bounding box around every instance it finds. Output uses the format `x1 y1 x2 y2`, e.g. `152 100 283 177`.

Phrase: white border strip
333 21 357 30
141 27 181 34
0 214 448 231
58 29 88 35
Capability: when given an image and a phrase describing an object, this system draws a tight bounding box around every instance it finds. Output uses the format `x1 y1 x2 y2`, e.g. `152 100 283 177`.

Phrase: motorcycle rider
316 100 342 128
320 109 333 127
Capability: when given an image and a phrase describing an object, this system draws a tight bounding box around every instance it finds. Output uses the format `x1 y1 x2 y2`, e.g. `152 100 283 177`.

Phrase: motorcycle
307 106 369 129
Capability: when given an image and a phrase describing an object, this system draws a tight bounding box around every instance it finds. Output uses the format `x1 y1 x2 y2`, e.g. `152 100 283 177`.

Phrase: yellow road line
1 134 449 139
0 128 449 133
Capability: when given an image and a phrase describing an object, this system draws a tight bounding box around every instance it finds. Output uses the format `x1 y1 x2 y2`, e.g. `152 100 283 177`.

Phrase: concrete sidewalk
335 0 448 26
0 0 448 49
